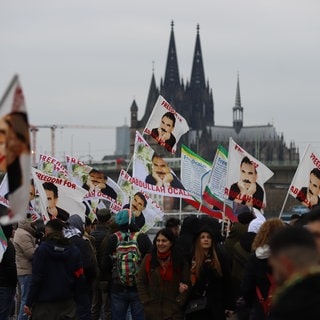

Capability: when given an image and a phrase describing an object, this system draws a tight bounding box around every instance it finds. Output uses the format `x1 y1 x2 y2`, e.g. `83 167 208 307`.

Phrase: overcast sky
1 0 319 162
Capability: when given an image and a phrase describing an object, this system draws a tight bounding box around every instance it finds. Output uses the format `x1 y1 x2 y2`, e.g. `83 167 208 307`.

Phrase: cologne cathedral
130 21 299 163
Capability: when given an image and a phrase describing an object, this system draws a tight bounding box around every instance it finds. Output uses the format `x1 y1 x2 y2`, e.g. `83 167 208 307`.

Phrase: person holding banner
151 112 176 152
145 154 184 189
228 156 264 210
296 168 320 209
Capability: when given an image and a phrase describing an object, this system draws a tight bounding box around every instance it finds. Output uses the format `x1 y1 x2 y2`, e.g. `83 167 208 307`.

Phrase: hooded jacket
26 233 85 306
13 220 37 276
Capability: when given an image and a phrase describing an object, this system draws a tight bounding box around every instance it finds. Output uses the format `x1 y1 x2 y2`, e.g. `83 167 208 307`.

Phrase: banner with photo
0 75 31 224
0 174 41 222
180 144 226 220
38 154 69 179
132 131 192 200
288 144 320 209
117 169 164 233
32 168 87 223
65 155 125 217
143 95 189 153
225 138 274 212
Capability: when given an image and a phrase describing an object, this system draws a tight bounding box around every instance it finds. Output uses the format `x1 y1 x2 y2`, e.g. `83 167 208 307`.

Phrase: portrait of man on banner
143 95 189 153
289 145 320 209
225 138 273 211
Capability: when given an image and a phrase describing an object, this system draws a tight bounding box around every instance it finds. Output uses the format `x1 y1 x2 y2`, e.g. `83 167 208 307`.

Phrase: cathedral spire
163 21 180 88
233 73 243 133
190 24 205 89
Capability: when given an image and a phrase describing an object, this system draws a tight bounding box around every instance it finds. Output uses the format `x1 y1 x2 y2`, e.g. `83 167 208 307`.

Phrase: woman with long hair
240 218 285 320
137 228 189 320
186 226 234 320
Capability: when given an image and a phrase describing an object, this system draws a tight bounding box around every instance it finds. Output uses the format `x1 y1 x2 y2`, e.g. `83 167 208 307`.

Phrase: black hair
165 217 181 228
269 226 316 256
310 168 320 180
43 182 58 198
162 112 176 127
96 208 111 223
134 192 147 208
45 219 65 233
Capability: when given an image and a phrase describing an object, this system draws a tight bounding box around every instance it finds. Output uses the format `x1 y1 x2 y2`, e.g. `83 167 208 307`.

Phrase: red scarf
157 250 174 281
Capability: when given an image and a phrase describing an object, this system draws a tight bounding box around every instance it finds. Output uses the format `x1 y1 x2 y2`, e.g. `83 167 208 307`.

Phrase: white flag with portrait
143 95 189 153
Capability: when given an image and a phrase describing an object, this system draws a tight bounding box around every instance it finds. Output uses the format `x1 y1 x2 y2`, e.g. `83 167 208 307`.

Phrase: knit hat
67 214 84 234
115 209 134 226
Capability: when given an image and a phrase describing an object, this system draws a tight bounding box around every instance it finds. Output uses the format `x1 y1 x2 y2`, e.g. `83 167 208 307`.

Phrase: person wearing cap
185 226 234 320
101 209 152 320
64 214 97 320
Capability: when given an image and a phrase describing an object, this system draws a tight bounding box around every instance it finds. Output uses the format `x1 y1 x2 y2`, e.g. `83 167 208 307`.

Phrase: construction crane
29 124 115 165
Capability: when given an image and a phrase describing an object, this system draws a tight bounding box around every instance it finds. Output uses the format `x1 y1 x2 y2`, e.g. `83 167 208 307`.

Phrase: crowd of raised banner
0 75 320 320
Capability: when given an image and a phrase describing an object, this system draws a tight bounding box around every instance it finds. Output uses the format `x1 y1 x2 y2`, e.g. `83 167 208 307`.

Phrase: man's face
240 162 257 188
152 156 169 180
308 173 320 197
132 194 145 217
45 189 58 209
89 171 105 186
29 184 35 201
307 220 320 253
159 116 174 135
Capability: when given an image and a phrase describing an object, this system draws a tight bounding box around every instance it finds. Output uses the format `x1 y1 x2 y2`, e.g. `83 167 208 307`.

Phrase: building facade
130 21 299 163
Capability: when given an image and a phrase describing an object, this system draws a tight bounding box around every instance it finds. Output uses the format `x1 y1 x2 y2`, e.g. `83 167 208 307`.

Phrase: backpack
113 231 141 287
256 273 276 318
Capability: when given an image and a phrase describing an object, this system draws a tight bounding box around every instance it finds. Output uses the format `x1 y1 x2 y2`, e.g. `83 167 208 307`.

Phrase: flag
225 138 274 212
143 95 189 153
180 144 227 220
288 144 320 209
132 131 192 200
65 155 126 216
117 169 164 233
38 154 69 179
0 75 31 224
32 168 87 223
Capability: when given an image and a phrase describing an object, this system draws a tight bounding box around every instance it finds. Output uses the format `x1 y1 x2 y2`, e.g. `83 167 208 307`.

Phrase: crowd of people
1 203 320 320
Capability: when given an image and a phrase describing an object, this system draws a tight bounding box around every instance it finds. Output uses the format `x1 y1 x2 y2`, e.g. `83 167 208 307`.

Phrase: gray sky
1 0 319 162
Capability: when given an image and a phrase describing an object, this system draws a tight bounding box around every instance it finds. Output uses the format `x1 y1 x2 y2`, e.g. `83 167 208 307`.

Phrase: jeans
18 274 32 320
0 287 16 320
111 291 144 320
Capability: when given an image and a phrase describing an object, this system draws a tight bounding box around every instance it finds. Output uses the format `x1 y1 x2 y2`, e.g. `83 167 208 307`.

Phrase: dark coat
269 271 320 320
137 253 190 320
241 249 272 320
0 240 17 288
186 245 234 320
26 235 85 306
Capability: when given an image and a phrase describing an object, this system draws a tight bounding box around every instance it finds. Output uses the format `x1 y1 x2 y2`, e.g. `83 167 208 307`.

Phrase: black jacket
0 240 17 288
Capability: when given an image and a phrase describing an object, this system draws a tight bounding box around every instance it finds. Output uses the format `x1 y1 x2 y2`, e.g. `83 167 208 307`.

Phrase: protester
185 226 234 320
101 209 152 320
0 224 17 319
268 227 320 320
64 214 97 320
165 217 181 238
306 206 320 252
175 215 199 263
137 227 189 320
13 219 37 320
239 218 284 320
23 219 85 320
90 209 112 320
